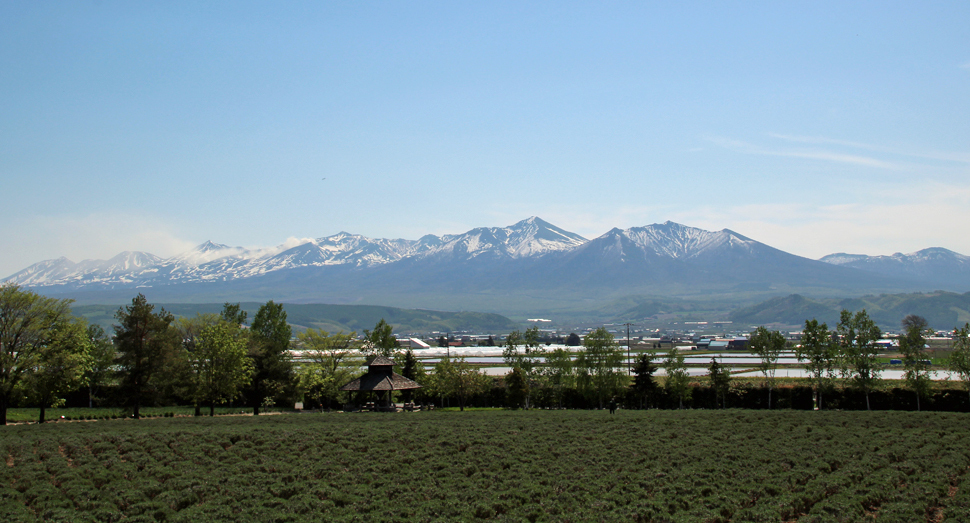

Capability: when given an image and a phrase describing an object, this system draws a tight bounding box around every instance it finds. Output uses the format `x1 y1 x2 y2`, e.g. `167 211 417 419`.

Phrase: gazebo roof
339 355 422 392
340 372 422 392
366 355 396 367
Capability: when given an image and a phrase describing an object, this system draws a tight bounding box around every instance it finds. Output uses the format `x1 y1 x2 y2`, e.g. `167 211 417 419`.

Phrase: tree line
0 285 294 424
5 282 970 423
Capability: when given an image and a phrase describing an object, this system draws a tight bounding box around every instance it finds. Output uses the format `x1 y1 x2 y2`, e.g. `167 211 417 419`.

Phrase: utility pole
624 323 634 375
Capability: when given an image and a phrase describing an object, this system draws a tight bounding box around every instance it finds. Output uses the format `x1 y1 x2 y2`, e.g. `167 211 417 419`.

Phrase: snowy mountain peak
429 217 587 259
617 222 756 259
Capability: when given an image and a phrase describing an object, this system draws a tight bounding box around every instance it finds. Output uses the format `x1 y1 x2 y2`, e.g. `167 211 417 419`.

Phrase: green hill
72 302 520 336
729 291 970 331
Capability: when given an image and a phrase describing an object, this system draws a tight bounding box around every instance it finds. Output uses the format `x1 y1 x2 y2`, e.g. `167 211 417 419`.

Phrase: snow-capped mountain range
4 217 588 288
5 217 969 303
819 248 970 287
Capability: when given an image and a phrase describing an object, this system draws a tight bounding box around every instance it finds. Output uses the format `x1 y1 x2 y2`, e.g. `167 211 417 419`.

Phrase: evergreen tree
114 294 179 419
631 353 658 409
707 357 730 409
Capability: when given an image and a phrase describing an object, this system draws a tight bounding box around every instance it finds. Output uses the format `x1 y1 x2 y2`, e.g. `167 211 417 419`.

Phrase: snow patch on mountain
619 221 757 258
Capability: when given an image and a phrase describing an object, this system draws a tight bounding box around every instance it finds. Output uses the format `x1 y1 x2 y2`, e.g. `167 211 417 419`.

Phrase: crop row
1 410 969 522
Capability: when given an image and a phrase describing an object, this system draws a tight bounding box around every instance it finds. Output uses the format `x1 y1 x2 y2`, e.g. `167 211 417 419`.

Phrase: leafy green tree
948 323 970 404
0 285 76 424
296 328 360 410
798 319 836 410
114 294 180 419
504 366 527 409
836 309 882 411
707 357 729 409
502 330 523 367
631 353 658 409
432 356 490 411
220 302 248 326
19 315 92 423
363 318 397 357
503 329 541 408
564 333 582 346
543 347 574 409
576 327 625 409
749 326 786 409
664 351 692 409
192 321 254 416
248 300 293 415
84 324 116 409
175 313 221 415
899 315 932 411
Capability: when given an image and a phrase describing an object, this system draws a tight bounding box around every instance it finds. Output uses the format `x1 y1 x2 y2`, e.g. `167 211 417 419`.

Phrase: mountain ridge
5 218 969 312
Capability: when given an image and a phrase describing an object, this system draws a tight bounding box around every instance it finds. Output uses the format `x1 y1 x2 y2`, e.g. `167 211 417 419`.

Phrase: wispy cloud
664 181 970 259
0 212 198 278
961 61 970 69
706 135 902 169
769 133 970 165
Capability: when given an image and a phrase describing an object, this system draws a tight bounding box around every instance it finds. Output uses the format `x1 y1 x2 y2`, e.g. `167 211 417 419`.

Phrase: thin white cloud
0 212 198 277
665 181 970 259
769 133 970 165
961 61 970 69
705 135 902 170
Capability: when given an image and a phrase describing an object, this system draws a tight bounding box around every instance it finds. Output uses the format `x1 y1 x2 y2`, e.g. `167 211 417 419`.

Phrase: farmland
2 410 969 522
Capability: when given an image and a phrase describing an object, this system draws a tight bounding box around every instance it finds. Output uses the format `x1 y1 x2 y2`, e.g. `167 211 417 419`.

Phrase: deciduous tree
899 314 932 411
19 315 92 423
798 319 836 410
0 285 76 425
664 351 691 409
296 328 360 410
543 347 574 409
836 309 882 411
220 302 248 327
576 327 624 409
432 356 489 411
84 324 116 409
749 326 786 409
192 321 254 416
948 323 970 404
363 318 397 357
248 300 293 415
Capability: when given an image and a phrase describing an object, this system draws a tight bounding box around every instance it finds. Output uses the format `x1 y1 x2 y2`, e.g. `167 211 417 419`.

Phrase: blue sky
2 1 968 277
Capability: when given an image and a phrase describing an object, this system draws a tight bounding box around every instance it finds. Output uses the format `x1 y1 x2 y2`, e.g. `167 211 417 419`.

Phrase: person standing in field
609 397 617 415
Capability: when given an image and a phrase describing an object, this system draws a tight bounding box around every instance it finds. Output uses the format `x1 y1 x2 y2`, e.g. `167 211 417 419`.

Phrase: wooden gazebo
340 355 421 411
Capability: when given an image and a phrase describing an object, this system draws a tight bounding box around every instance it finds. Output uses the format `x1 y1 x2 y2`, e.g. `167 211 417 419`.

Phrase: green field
2 410 968 522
